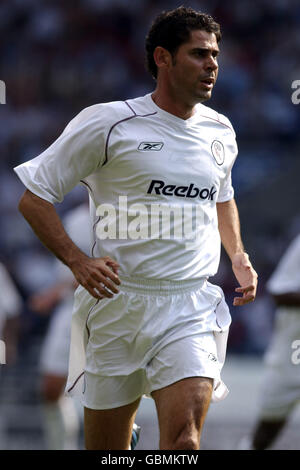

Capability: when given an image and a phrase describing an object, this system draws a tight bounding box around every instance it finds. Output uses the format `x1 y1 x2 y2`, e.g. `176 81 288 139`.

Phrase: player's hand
231 252 258 306
70 255 121 300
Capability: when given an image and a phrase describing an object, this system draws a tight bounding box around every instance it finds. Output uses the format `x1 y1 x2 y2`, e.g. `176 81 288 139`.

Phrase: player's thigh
82 370 145 449
84 398 141 450
152 376 213 449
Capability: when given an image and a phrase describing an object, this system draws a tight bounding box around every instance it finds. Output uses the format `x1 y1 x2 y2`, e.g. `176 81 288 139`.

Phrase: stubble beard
190 86 213 105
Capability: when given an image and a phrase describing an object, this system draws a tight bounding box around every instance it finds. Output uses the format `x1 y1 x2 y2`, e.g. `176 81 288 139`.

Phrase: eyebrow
191 47 220 55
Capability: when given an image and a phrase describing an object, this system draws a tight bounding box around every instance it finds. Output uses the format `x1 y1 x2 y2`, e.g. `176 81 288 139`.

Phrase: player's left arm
217 198 258 306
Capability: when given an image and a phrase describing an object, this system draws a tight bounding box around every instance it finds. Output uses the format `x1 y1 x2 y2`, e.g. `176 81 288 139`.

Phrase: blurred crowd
0 0 299 355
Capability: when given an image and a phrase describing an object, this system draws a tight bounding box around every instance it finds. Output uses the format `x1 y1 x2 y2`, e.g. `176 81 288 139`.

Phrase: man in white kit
240 234 300 450
14 7 257 450
0 262 21 365
0 261 21 445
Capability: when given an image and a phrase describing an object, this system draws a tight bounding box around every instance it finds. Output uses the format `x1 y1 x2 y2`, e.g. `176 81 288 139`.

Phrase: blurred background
0 0 299 450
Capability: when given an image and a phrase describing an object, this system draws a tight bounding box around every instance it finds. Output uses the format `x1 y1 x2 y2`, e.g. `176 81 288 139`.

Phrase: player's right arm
18 189 120 300
14 104 128 299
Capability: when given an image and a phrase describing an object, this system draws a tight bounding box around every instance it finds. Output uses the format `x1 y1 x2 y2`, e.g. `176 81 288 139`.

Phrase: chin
195 91 211 103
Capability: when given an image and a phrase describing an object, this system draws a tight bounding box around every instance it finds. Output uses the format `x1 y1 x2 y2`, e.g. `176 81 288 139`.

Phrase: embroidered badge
211 140 225 165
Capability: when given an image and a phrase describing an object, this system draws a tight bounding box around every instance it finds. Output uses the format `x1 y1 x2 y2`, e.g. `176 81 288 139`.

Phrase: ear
153 46 172 73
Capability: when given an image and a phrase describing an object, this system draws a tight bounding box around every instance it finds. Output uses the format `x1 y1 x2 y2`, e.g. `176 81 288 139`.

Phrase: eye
192 50 206 58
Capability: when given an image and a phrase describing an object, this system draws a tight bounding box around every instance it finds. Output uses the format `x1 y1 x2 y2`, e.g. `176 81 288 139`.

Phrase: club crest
211 140 225 165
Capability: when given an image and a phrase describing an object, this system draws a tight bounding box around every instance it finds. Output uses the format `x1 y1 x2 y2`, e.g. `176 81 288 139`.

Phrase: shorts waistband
118 275 207 295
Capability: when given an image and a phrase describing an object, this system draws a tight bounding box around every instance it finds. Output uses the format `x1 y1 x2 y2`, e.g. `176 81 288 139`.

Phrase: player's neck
151 86 197 121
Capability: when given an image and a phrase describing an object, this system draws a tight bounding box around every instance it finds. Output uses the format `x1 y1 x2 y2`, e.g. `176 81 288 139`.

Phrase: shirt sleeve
266 235 300 294
13 104 108 204
217 117 238 203
217 167 235 203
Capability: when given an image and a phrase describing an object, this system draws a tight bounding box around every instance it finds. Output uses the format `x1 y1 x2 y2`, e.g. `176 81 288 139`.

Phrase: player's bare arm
217 199 258 306
18 189 120 300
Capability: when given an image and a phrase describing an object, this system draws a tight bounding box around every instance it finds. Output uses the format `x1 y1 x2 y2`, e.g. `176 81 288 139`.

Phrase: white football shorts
66 276 232 409
257 308 300 419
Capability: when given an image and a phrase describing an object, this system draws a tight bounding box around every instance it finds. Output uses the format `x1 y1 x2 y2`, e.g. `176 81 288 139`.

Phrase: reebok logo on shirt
147 179 217 200
138 142 164 151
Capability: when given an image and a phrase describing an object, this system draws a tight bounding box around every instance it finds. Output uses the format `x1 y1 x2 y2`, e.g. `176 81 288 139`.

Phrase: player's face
170 30 219 104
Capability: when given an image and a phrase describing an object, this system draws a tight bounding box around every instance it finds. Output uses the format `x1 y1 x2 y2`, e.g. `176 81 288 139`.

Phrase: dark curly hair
145 6 221 79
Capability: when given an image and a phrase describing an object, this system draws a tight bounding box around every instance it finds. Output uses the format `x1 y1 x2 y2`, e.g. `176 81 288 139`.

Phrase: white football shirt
14 93 238 280
267 234 300 295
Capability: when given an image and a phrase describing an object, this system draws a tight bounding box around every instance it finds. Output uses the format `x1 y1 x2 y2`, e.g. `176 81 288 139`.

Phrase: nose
205 55 218 71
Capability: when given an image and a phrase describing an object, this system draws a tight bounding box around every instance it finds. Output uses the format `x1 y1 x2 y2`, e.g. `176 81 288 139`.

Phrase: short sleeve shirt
14 93 238 280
